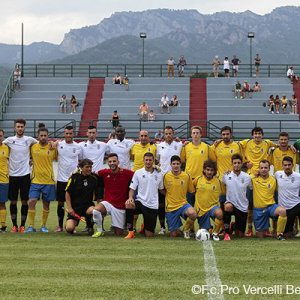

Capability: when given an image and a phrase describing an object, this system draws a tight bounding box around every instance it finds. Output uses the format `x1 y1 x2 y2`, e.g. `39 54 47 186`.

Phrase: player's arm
209 144 217 161
187 174 195 194
65 192 74 216
180 147 186 163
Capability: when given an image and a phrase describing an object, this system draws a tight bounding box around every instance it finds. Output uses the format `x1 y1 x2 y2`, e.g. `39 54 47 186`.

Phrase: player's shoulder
121 168 135 176
274 170 284 178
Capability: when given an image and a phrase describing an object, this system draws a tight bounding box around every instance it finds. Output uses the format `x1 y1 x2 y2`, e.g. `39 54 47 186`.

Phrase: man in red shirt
88 153 134 237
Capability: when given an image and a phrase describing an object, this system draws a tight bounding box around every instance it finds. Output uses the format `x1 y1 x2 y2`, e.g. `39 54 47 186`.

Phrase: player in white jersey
274 156 300 238
222 154 252 240
106 126 135 169
3 119 37 233
55 126 82 232
155 126 182 234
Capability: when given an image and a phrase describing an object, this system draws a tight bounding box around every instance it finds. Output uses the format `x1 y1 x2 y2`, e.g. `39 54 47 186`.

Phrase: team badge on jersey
143 175 146 178
261 148 264 153
84 144 87 147
180 180 184 185
47 150 50 155
268 184 271 189
174 146 177 151
97 145 100 150
2 151 4 155
73 148 76 153
83 180 88 186
230 149 234 154
148 148 151 151
291 177 295 183
213 186 216 191
201 150 204 154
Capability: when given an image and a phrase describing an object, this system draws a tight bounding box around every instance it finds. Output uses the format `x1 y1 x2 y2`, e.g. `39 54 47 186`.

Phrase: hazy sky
2 0 299 45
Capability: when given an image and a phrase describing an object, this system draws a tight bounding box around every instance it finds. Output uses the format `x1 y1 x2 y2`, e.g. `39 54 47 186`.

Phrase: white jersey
4 135 37 176
129 167 164 209
79 140 108 172
57 141 82 182
156 141 183 174
107 138 135 169
222 171 252 213
161 96 169 106
274 171 300 210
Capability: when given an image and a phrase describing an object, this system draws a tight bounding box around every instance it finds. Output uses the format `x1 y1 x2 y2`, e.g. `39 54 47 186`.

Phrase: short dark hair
87 125 97 130
79 159 93 168
259 159 270 167
203 159 217 176
0 128 4 135
252 126 264 136
108 153 118 159
279 132 289 138
170 155 181 163
65 125 73 131
164 126 174 133
231 153 243 163
282 156 293 164
15 118 26 126
38 123 48 134
221 126 232 134
144 152 154 159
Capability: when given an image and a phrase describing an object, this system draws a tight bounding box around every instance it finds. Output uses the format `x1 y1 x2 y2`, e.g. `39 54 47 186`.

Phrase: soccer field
1 202 300 300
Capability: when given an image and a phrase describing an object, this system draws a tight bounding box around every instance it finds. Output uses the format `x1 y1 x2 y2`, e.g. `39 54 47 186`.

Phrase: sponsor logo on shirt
180 180 184 185
84 144 87 147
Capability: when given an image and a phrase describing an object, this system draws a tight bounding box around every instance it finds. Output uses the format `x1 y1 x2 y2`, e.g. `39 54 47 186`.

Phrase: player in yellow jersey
194 159 224 241
163 155 197 238
25 125 57 233
0 129 9 232
252 160 287 240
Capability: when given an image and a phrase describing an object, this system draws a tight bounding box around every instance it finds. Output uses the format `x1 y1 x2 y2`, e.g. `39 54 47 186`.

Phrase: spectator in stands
13 67 21 91
234 80 243 99
70 95 79 114
268 95 275 113
160 93 170 114
212 56 221 78
231 55 241 77
137 102 149 121
108 110 120 128
148 110 156 121
170 94 179 107
223 57 231 78
108 131 116 140
274 95 281 114
155 130 163 141
287 66 298 83
252 81 262 92
167 56 176 78
281 94 288 114
59 94 68 114
289 94 298 114
122 75 129 90
177 55 187 77
243 80 252 99
113 73 122 84
254 54 261 77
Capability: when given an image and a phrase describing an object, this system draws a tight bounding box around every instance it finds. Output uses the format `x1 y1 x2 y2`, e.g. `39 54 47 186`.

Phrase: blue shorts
0 183 9 203
29 184 56 202
253 204 279 232
166 203 192 232
219 195 226 204
198 206 219 230
186 192 195 207
247 187 253 205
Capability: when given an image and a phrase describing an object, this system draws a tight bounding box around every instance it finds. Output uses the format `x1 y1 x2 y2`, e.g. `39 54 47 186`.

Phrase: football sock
277 216 287 236
272 219 277 232
10 203 18 227
223 211 231 234
126 209 134 231
28 209 36 227
158 205 165 229
21 204 28 227
213 218 223 234
133 214 138 228
57 205 65 228
85 215 93 229
41 208 49 227
0 209 7 227
183 218 195 231
93 210 103 231
294 217 299 232
248 209 253 230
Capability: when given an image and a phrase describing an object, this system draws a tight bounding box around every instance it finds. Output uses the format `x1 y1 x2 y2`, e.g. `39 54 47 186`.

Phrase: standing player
156 126 183 235
25 125 57 233
194 159 224 241
252 160 287 240
91 153 134 237
55 126 82 232
125 153 164 238
163 155 196 238
4 119 37 232
274 157 300 238
222 154 252 240
0 129 9 232
107 126 135 169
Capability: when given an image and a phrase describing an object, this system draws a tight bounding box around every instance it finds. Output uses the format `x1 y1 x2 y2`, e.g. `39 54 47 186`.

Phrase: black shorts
9 174 31 201
231 205 248 233
56 181 68 202
66 204 93 222
133 201 158 233
284 203 300 233
159 193 165 206
224 69 229 74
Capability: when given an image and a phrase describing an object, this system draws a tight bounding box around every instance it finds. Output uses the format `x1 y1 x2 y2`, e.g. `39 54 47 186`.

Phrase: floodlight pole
21 23 24 77
140 33 147 77
248 32 255 77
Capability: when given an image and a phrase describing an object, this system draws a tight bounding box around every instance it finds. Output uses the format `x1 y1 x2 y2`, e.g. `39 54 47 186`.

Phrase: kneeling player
125 153 164 238
222 154 252 240
65 159 102 234
194 159 224 241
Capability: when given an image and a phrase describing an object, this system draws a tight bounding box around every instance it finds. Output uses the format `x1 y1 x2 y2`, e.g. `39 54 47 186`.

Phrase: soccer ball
195 229 210 242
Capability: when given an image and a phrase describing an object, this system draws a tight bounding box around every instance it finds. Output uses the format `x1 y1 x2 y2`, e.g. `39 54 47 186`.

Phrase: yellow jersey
164 171 194 212
252 175 277 208
180 142 211 179
194 176 224 217
239 139 277 174
0 143 9 183
269 147 297 173
131 142 156 171
210 141 242 178
31 142 57 185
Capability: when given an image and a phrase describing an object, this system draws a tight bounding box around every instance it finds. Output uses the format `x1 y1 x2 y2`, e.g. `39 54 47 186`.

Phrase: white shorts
140 111 148 116
101 201 125 229
233 65 239 71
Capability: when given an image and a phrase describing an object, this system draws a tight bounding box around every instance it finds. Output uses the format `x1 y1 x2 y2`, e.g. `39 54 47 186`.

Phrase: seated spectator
268 95 275 114
274 95 281 114
212 56 221 78
167 56 175 78
155 130 163 141
70 94 79 114
160 93 170 114
123 75 129 90
252 81 262 92
108 110 120 128
281 94 288 114
234 80 243 99
289 94 298 114
170 94 179 106
287 66 298 83
148 110 156 121
243 81 252 98
59 94 68 114
137 102 149 121
113 73 122 84
13 67 21 91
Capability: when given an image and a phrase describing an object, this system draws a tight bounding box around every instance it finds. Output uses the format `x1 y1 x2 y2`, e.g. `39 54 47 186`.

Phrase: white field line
203 241 225 300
